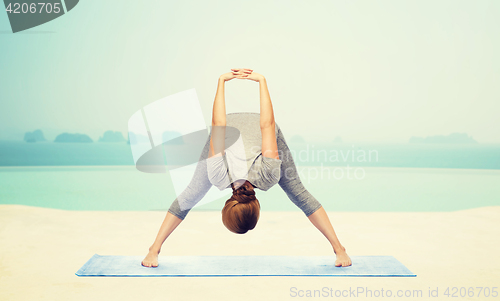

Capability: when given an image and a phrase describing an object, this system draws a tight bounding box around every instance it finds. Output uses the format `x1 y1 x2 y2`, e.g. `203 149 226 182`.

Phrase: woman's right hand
231 68 264 82
220 68 253 81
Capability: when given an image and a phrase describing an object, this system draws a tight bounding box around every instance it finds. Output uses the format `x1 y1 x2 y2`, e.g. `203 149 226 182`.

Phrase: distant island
54 133 93 143
127 132 151 145
409 133 478 144
98 131 126 143
24 129 46 143
127 131 184 145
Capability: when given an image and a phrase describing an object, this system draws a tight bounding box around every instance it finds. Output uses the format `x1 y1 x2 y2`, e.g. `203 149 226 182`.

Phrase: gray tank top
206 113 282 191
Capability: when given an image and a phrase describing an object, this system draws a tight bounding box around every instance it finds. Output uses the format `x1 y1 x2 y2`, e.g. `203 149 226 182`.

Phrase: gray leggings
168 128 323 220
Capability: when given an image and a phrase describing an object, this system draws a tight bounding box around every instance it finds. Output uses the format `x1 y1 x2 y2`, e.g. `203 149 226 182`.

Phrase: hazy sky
0 0 499 143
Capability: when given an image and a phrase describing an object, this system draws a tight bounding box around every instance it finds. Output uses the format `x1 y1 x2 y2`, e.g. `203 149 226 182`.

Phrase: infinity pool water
1 166 498 212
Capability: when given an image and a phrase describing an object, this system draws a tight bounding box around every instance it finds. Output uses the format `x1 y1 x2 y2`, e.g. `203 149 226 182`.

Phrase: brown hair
221 180 260 234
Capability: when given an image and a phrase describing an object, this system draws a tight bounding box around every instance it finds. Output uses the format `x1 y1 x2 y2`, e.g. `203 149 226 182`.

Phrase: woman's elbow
212 119 226 127
260 121 275 130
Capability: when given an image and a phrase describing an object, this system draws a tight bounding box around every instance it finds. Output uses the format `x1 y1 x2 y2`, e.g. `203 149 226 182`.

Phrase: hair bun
232 181 256 204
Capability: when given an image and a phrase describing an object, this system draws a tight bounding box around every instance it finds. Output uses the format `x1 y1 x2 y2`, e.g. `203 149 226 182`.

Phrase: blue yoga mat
75 254 416 277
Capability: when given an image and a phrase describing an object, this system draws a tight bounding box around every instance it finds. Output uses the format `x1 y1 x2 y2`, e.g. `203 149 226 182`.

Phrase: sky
0 0 499 143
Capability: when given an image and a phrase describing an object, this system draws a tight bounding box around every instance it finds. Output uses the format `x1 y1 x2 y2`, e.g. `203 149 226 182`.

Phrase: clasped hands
220 68 265 82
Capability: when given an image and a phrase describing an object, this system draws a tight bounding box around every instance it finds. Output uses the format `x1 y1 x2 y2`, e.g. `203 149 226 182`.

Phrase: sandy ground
0 205 499 301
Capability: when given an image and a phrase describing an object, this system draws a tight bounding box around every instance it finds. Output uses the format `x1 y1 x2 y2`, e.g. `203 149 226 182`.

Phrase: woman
142 68 352 268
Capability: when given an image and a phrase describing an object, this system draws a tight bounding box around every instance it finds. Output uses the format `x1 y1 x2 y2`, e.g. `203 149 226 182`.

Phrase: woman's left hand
231 68 265 82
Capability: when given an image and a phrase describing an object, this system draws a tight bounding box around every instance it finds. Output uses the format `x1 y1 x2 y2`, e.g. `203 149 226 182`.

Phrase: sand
0 204 499 301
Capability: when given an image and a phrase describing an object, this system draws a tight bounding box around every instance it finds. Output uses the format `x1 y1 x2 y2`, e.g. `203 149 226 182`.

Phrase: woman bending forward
142 68 352 268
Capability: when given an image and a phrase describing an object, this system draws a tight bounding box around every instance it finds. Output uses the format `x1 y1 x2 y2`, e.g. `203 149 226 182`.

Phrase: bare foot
142 250 159 268
334 246 352 267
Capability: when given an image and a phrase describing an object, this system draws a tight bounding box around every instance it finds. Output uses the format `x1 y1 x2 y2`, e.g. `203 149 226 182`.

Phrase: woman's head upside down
221 180 260 234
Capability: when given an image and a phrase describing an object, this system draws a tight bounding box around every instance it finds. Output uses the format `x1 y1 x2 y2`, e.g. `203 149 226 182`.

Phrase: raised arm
232 69 279 160
211 76 228 127
257 76 279 160
209 70 252 158
257 76 275 131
